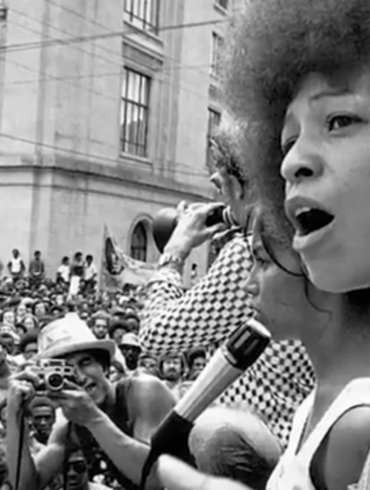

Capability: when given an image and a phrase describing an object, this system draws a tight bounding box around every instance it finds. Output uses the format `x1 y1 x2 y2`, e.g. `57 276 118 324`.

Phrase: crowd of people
0 258 210 490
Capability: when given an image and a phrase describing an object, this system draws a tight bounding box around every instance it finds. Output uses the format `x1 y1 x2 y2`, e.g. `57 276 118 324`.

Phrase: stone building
0 0 232 284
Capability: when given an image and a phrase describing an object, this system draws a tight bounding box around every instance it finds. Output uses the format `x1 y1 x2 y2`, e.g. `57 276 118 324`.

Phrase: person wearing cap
119 333 141 374
6 315 176 490
137 352 158 378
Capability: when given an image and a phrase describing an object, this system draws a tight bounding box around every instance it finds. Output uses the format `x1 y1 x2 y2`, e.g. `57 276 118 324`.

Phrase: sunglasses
68 461 87 474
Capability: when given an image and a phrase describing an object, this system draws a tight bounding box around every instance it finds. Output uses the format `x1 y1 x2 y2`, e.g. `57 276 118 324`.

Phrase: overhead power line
0 132 210 179
0 18 229 54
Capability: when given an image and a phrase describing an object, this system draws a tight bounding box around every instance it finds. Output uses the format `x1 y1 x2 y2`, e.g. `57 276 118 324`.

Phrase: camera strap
14 413 25 490
62 422 73 490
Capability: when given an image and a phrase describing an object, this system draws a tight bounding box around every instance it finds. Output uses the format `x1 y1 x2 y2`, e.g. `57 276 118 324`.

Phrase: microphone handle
175 348 242 420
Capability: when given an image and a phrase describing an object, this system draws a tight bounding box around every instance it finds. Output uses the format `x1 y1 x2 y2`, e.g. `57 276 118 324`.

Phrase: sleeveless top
267 378 370 490
71 378 138 490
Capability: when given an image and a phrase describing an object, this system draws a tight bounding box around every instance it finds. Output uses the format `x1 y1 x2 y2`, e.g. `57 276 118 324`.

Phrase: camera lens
46 372 64 391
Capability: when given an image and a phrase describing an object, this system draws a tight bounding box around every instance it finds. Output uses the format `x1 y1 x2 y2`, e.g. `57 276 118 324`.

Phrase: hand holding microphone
152 202 231 255
139 318 271 489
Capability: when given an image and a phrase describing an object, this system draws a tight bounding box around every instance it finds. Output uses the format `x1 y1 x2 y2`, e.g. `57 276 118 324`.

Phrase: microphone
139 318 271 489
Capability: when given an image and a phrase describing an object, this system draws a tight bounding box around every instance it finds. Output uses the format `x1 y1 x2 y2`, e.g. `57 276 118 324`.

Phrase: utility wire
6 10 219 96
4 18 216 103
47 0 228 79
0 18 229 54
0 132 211 179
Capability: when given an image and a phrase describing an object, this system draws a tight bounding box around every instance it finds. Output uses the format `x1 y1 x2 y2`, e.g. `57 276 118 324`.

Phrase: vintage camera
32 359 76 392
152 204 236 253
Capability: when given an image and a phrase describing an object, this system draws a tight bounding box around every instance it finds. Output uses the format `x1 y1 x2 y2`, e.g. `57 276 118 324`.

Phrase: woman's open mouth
285 197 335 252
293 208 334 236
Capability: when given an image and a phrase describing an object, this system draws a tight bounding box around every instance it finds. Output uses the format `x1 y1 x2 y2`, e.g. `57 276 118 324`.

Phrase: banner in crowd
100 226 157 290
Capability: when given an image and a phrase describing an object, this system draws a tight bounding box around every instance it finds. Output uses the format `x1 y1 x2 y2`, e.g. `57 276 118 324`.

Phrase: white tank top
267 378 370 490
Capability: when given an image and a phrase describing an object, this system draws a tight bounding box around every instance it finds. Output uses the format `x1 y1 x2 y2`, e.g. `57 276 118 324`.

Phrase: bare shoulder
316 406 370 490
129 373 176 405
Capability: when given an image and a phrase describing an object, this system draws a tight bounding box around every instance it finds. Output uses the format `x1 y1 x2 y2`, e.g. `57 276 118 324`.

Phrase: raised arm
140 235 253 356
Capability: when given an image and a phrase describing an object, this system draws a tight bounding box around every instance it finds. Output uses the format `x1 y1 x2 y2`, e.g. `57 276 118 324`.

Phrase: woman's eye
253 254 269 267
282 138 297 157
327 114 361 132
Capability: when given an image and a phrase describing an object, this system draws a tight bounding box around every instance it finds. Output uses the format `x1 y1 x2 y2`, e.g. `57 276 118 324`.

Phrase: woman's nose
243 275 259 297
280 139 323 185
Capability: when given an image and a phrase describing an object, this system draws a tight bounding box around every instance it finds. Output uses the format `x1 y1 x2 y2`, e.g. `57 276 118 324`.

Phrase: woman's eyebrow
310 88 351 103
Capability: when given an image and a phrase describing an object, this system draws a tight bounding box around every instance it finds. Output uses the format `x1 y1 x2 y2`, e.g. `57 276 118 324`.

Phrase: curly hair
223 0 370 232
207 121 247 187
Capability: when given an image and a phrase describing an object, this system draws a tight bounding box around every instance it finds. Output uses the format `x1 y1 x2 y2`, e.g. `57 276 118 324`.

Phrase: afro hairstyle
206 119 249 187
223 0 370 235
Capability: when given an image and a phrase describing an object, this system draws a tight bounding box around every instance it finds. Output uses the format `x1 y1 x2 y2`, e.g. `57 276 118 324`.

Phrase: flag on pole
100 226 157 291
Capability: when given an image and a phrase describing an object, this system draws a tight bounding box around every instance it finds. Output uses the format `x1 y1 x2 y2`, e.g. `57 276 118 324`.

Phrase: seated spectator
158 352 187 401
22 314 39 332
188 408 281 490
49 305 64 318
110 307 126 324
1 309 15 328
17 331 38 364
27 396 56 449
15 322 27 339
124 313 140 335
187 347 207 381
137 352 158 377
108 320 130 345
119 333 141 374
62 447 111 490
16 301 28 323
33 300 48 319
0 327 17 357
54 291 66 307
90 311 110 340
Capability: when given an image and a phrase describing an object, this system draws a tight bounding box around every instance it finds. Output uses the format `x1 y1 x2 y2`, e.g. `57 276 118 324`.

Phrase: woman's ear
229 174 244 201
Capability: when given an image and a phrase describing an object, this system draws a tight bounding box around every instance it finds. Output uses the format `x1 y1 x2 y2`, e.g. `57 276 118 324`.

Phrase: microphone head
224 318 271 371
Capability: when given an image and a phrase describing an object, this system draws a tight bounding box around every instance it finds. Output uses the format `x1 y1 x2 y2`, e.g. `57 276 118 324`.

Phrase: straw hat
119 333 141 350
36 314 115 360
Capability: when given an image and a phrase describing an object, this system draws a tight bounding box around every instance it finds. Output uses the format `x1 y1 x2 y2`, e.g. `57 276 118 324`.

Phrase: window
120 68 150 157
215 0 229 10
206 108 221 166
210 32 224 78
130 222 147 262
124 0 159 34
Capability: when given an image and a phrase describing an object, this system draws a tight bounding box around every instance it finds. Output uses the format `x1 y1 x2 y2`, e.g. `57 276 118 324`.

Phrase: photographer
6 316 176 490
139 123 315 449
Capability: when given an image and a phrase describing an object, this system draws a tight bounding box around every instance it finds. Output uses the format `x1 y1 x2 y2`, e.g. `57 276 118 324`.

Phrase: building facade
0 0 232 284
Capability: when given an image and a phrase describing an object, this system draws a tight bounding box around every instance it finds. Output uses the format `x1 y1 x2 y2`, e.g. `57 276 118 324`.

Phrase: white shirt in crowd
85 262 98 282
10 257 23 274
58 264 70 282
